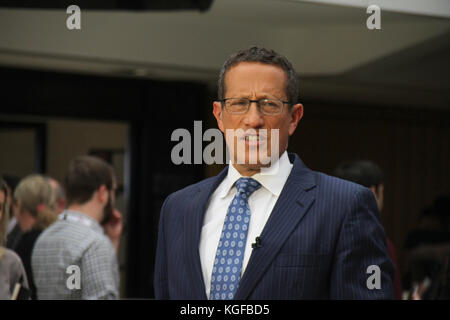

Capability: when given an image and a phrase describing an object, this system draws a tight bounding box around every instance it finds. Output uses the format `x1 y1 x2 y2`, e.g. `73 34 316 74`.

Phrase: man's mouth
244 135 260 142
241 133 267 147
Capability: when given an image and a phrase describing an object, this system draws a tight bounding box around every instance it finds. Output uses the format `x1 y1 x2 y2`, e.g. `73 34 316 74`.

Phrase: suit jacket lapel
234 154 316 300
183 167 228 299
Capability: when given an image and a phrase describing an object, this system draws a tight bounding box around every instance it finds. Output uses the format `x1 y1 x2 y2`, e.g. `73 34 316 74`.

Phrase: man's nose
243 101 264 128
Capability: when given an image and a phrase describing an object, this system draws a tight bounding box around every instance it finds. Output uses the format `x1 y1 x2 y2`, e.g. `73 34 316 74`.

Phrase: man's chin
234 157 273 170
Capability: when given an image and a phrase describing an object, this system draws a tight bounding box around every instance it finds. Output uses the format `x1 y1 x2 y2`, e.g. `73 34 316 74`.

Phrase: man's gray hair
217 46 299 106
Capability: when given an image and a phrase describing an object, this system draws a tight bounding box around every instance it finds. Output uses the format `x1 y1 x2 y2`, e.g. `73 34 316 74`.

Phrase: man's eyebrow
227 93 283 99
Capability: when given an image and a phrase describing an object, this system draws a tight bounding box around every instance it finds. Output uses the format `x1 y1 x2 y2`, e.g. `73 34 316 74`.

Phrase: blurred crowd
0 155 122 300
0 156 449 300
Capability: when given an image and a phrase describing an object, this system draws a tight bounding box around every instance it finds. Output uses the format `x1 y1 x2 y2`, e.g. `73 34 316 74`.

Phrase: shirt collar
219 151 293 198
59 209 104 234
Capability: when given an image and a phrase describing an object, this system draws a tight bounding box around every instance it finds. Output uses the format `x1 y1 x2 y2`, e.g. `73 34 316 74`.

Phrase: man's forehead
226 61 286 78
224 62 287 97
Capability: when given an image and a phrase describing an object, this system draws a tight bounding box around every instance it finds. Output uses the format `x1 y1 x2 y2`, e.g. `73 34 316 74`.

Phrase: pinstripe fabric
154 153 395 300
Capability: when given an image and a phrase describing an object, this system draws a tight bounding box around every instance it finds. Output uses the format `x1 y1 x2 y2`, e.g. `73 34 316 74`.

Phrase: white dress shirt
199 151 293 298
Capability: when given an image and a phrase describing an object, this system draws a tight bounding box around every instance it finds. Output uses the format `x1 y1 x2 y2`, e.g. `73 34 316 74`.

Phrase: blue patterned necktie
210 177 262 300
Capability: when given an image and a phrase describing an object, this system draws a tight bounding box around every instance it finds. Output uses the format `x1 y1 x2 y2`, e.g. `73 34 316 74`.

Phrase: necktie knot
235 178 261 198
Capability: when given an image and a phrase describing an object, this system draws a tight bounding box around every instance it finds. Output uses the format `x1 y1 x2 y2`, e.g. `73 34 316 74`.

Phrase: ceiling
0 0 449 109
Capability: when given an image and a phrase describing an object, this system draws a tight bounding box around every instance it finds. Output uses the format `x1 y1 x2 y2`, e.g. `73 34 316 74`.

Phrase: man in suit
154 46 395 299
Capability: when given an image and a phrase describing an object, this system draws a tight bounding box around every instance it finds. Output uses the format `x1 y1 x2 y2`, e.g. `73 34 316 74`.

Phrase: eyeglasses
220 98 290 115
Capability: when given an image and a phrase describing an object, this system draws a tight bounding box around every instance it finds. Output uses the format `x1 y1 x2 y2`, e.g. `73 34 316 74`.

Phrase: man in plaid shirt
32 155 123 299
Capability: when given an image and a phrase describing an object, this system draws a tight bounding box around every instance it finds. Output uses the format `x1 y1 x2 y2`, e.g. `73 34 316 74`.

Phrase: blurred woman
0 178 29 300
14 175 57 300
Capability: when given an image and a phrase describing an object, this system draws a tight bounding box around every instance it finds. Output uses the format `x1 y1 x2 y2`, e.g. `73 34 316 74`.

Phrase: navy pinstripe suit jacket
154 153 395 299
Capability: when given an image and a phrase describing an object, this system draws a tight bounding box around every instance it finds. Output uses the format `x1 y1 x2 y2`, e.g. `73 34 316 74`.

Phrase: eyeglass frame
219 97 291 116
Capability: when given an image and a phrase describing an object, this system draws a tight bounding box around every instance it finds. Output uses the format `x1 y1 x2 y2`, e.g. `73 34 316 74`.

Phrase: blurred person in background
0 177 30 300
46 176 67 214
403 195 450 299
32 155 122 299
2 174 23 251
13 175 58 300
333 160 403 299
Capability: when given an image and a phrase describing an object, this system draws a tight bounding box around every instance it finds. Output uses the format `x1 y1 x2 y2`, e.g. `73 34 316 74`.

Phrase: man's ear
288 103 303 136
369 185 378 198
97 184 108 204
213 101 225 133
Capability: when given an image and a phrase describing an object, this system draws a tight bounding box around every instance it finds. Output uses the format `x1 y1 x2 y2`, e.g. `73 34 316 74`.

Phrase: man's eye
230 99 247 106
262 100 278 107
